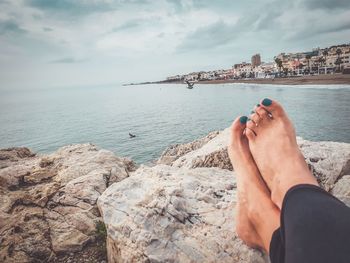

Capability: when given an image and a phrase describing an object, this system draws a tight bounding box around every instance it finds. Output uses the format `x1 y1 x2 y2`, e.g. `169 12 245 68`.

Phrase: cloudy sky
1 0 350 89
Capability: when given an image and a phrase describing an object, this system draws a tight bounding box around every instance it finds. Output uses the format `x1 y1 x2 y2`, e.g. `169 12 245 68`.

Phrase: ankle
270 174 318 209
246 198 280 253
270 186 283 209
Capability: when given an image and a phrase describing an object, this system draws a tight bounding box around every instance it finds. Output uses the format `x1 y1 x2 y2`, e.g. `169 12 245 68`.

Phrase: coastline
198 74 350 85
125 74 350 86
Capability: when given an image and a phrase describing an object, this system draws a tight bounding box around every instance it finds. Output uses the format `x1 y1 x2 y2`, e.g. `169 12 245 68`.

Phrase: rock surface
297 138 350 190
331 175 350 206
1 129 349 263
0 144 135 263
157 131 220 165
99 129 350 262
158 128 350 190
158 129 232 170
98 165 267 262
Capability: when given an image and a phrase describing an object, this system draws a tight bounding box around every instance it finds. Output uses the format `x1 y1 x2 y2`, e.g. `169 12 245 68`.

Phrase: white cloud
0 0 349 89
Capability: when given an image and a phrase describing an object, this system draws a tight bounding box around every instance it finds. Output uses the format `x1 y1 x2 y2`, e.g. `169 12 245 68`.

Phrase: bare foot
229 116 280 253
246 98 318 209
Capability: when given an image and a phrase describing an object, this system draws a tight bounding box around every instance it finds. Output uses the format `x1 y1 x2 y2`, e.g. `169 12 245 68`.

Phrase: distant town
124 43 350 86
165 43 350 83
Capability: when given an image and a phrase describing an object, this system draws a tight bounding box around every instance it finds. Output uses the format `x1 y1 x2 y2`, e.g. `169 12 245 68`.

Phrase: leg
246 98 350 262
228 116 280 252
270 184 350 263
245 98 318 209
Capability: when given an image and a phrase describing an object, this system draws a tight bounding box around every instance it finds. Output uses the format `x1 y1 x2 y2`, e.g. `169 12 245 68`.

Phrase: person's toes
249 112 261 127
245 120 256 140
231 116 248 143
230 116 248 137
255 106 270 121
260 98 285 118
229 116 248 153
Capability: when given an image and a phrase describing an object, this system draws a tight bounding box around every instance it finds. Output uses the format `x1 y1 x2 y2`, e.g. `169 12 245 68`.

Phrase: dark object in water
185 80 194 89
129 133 136 138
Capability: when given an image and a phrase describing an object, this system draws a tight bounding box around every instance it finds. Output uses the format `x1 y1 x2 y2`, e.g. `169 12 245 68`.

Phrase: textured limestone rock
0 145 135 263
158 131 220 165
2 129 349 263
98 165 267 263
99 130 350 262
159 129 232 170
159 129 350 190
331 175 350 207
297 138 350 190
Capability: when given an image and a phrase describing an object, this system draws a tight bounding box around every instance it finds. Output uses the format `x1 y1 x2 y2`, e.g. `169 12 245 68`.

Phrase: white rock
0 144 135 262
160 130 350 190
332 175 350 206
298 139 350 190
98 165 267 263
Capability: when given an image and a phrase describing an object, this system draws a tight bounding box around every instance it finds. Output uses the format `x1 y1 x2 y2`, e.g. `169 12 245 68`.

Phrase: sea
1 83 350 164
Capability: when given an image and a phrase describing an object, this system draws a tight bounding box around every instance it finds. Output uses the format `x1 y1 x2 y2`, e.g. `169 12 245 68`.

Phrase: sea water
1 83 349 163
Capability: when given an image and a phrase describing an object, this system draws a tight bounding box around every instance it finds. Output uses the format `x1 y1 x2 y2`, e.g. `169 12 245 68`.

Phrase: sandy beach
201 74 350 85
156 74 350 86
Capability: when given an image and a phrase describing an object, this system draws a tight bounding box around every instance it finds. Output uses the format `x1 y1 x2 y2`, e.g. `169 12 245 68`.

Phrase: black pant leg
270 184 350 263
269 228 285 263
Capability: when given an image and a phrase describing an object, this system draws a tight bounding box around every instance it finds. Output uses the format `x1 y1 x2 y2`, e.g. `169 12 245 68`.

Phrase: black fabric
269 228 284 263
270 184 350 263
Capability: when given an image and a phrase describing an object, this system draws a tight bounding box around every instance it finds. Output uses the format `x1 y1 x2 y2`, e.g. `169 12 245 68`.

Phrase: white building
254 62 277 78
233 62 253 78
166 75 183 81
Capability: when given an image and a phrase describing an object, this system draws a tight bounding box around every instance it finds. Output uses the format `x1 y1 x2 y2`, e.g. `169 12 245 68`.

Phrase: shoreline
125 74 350 86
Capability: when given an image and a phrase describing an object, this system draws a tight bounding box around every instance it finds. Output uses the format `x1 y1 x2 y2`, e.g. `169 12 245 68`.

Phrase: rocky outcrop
331 175 350 207
297 138 350 190
98 165 266 262
158 129 350 190
0 144 136 263
157 131 220 166
1 129 349 263
99 130 350 262
158 129 232 170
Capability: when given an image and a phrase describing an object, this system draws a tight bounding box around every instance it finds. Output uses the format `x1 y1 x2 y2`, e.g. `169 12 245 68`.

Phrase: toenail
262 98 272 106
251 110 255 114
256 103 260 107
239 116 248 124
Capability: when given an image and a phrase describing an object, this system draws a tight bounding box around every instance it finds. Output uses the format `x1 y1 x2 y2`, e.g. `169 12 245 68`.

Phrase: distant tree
297 63 304 75
336 48 342 58
305 54 312 73
335 48 342 72
318 57 325 74
274 58 283 75
322 49 328 66
335 57 342 72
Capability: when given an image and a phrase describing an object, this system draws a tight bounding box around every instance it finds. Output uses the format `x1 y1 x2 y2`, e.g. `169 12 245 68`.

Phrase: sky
0 0 350 89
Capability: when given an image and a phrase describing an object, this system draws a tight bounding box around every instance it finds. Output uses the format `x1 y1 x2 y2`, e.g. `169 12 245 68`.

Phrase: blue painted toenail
256 103 260 107
262 98 272 106
239 116 248 124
